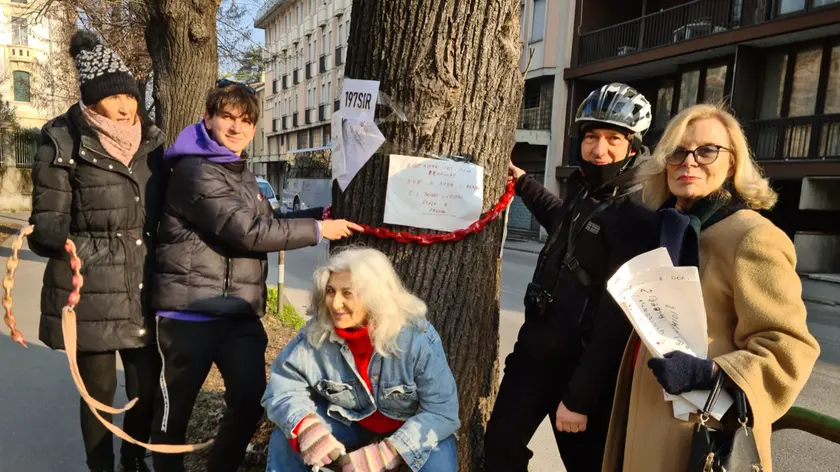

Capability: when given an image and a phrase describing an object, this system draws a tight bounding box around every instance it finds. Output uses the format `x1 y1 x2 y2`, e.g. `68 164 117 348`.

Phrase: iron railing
575 0 835 65
0 129 39 169
518 105 552 131
746 114 840 161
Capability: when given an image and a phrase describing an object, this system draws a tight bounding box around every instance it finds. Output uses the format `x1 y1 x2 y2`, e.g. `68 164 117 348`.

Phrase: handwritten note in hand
607 247 732 421
384 155 484 232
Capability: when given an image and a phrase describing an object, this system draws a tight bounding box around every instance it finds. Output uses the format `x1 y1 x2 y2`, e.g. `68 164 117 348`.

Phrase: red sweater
290 327 404 451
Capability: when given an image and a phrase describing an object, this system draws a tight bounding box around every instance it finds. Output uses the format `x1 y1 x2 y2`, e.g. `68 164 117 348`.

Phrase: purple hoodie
157 121 240 322
163 121 242 163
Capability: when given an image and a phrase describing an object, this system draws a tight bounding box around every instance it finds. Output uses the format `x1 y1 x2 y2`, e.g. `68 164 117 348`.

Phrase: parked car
256 177 306 213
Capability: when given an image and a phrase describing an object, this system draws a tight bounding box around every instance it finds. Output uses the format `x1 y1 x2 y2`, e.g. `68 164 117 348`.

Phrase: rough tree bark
331 1 524 469
145 0 221 145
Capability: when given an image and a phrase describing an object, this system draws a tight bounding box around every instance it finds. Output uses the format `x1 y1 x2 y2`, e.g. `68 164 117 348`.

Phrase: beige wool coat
602 209 820 472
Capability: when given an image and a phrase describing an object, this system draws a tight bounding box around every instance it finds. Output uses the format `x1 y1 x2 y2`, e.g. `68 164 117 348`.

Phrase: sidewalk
504 238 543 254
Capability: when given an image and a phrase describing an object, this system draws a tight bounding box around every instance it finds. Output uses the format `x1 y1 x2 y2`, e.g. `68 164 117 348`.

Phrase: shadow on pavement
0 246 43 263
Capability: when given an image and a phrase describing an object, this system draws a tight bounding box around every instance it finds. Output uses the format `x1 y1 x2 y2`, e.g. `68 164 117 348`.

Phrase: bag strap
735 387 750 426
700 370 726 423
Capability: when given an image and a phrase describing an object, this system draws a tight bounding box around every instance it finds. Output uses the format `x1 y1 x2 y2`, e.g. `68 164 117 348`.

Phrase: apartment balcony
303 16 315 36
335 46 344 66
305 108 314 125
293 69 300 84
293 113 299 127
9 46 36 63
306 62 313 80
282 75 289 89
575 0 840 66
319 54 331 74
746 114 840 162
317 5 329 26
282 116 289 130
335 0 348 15
289 24 301 43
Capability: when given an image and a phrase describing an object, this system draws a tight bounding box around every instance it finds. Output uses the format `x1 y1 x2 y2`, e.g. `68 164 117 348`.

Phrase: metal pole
277 250 285 315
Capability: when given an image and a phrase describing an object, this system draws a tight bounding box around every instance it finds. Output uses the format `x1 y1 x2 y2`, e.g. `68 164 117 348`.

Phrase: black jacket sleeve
169 159 319 253
515 175 566 233
562 203 660 415
274 206 325 220
28 141 72 258
562 294 633 415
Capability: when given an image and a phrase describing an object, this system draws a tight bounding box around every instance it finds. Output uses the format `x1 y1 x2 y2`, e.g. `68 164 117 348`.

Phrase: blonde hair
305 247 427 357
641 103 778 211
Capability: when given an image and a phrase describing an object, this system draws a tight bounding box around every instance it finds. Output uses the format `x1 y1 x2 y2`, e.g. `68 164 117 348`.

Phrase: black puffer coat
29 104 167 352
153 156 319 319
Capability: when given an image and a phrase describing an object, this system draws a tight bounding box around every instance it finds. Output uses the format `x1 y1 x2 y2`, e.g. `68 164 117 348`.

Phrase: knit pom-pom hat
69 30 140 106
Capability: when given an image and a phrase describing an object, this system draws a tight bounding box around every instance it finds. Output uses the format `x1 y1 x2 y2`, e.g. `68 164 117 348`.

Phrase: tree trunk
145 0 221 146
332 1 523 469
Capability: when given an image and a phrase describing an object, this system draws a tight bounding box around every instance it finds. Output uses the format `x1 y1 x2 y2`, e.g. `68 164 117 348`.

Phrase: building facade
0 0 63 129
507 0 577 241
255 0 350 160
562 0 840 273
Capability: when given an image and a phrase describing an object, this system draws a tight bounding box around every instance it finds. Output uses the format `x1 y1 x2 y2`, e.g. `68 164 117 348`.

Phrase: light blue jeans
266 401 457 472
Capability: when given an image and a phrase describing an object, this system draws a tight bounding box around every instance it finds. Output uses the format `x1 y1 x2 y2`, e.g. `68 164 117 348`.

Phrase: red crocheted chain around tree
322 177 516 245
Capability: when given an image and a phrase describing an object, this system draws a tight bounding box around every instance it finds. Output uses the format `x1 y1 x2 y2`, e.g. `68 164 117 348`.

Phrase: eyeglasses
667 145 731 166
216 78 256 95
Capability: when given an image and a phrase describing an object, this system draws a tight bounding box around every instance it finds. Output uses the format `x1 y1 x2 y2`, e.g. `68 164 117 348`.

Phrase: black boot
119 457 151 472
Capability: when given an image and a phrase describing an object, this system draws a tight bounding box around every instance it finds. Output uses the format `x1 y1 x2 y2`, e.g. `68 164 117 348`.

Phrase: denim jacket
262 318 460 471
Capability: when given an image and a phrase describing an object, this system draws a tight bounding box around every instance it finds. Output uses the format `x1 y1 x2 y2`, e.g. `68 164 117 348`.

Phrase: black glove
647 351 717 395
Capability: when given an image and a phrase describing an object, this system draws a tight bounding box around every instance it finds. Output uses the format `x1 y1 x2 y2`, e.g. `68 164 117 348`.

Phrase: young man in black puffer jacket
150 82 360 472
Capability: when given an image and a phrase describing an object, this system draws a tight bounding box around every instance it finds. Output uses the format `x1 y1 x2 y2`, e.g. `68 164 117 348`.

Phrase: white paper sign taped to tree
331 79 385 189
607 247 733 421
384 155 484 233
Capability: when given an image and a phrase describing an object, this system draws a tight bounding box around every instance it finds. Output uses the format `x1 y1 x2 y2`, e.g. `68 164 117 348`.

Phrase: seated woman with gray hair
262 247 460 472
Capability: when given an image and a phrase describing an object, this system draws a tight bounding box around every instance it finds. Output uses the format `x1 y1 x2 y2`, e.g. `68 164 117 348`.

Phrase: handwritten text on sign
384 155 484 233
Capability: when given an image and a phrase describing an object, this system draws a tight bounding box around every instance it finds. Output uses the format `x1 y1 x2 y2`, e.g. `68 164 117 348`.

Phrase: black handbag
685 371 763 472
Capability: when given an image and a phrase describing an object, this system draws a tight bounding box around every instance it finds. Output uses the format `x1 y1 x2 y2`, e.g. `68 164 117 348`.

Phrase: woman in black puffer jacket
28 31 162 472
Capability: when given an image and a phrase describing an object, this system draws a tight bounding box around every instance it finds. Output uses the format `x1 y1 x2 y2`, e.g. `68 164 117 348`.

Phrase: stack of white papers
607 248 732 421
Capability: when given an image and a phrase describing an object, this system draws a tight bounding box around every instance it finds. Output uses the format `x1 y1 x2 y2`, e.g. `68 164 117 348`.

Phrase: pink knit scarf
80 101 142 167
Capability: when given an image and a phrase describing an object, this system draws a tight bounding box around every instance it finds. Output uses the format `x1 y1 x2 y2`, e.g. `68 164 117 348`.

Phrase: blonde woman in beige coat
601 104 820 472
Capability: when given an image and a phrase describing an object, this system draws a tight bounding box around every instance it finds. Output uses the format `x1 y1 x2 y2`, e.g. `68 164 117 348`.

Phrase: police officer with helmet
484 83 661 471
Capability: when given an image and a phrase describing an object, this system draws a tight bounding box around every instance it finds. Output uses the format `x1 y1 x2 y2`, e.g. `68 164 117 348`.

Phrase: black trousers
77 346 159 472
151 317 268 472
484 332 614 472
